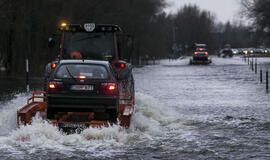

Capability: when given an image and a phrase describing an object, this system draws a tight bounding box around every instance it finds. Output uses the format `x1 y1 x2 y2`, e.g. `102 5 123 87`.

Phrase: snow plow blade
17 91 47 125
17 91 134 131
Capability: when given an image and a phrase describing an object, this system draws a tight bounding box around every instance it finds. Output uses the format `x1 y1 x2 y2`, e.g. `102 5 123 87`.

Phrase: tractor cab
45 22 134 93
56 23 120 61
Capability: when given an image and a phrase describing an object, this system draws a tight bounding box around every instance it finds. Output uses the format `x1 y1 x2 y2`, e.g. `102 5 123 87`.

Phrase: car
254 48 264 54
220 48 233 58
266 48 270 54
247 48 255 54
46 60 119 123
232 49 239 55
263 48 269 54
239 48 248 55
190 44 211 64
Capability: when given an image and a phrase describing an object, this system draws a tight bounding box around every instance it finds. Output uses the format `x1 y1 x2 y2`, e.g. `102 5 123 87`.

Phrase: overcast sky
164 0 242 23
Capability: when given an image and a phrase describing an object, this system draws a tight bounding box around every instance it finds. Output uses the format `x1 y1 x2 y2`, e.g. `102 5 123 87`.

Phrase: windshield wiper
66 67 76 80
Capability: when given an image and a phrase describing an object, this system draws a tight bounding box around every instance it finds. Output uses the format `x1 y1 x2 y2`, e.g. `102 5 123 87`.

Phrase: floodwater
0 56 270 160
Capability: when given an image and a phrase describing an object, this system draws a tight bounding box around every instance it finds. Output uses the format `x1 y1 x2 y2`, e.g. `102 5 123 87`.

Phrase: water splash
0 93 30 135
0 92 179 153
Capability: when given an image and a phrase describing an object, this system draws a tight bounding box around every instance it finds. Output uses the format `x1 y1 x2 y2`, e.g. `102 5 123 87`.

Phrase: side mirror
116 62 132 80
48 37 56 48
117 34 134 61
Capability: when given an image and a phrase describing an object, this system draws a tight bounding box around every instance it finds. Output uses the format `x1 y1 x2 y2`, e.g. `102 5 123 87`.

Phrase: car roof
59 60 110 66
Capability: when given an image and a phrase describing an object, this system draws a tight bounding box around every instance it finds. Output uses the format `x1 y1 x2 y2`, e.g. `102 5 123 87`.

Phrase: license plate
71 85 94 91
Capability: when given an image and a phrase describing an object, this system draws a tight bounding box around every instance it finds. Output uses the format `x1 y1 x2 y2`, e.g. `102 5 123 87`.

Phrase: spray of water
0 93 30 136
0 92 182 152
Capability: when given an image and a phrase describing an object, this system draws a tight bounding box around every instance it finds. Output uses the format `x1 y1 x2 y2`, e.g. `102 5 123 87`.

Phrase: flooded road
0 56 270 160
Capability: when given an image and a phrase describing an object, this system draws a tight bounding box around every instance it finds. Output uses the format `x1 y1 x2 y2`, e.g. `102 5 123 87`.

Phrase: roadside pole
26 59 30 92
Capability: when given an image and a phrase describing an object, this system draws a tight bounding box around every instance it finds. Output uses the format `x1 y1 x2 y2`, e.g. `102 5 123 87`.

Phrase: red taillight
78 75 86 79
204 52 208 55
49 84 56 89
48 81 63 89
51 62 56 69
115 62 126 69
120 63 125 69
107 85 116 91
101 83 117 92
199 48 204 51
194 52 198 55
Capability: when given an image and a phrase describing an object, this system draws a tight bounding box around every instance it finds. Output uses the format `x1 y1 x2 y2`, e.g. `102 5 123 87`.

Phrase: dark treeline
0 0 170 76
172 5 215 51
0 1 253 76
241 0 270 46
213 22 253 49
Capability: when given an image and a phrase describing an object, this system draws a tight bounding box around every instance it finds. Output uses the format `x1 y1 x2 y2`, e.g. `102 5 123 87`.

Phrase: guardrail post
248 56 249 65
255 58 257 74
260 68 263 83
251 58 254 71
266 70 269 91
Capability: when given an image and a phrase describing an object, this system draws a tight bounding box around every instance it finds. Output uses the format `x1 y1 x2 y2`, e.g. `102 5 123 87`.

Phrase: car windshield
55 64 109 79
63 32 115 60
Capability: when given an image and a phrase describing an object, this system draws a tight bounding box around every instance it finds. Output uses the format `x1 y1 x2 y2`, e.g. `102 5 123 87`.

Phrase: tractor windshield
62 32 115 60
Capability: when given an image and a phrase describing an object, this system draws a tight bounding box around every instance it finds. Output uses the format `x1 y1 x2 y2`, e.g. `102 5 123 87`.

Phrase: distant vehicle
263 48 269 54
232 49 239 55
220 48 233 58
218 44 233 58
266 48 270 53
190 44 211 65
247 48 255 54
238 48 249 55
254 48 264 54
